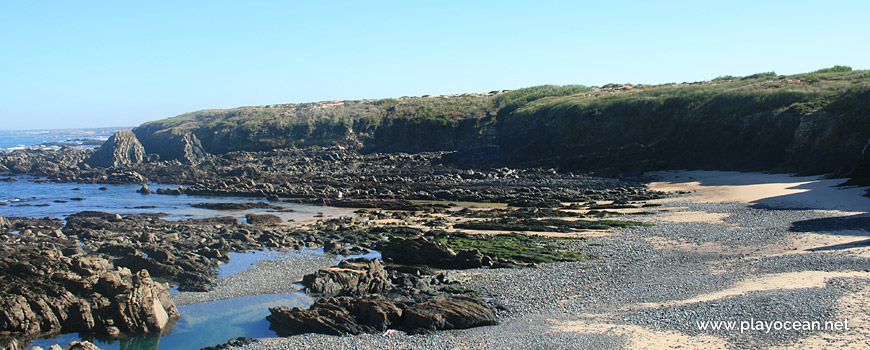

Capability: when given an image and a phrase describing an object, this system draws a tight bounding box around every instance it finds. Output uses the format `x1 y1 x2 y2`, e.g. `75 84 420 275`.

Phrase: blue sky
1 1 867 130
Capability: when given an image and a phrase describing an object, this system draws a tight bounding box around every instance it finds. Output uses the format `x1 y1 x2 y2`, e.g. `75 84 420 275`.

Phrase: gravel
172 252 335 305
222 198 869 349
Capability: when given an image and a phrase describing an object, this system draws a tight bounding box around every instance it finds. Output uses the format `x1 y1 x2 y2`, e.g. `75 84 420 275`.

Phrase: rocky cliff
128 68 870 181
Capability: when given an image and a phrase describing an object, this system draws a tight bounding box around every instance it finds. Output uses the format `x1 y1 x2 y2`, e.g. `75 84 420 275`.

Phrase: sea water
0 128 115 152
0 176 356 223
26 291 313 350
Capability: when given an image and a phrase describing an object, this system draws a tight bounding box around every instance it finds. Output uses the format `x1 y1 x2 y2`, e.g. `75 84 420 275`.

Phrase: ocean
0 128 122 152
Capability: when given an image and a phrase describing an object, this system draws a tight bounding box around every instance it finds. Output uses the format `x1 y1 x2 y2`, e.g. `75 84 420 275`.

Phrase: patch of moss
429 232 592 264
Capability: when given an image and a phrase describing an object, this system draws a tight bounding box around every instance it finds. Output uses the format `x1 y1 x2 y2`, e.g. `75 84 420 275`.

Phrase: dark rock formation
268 294 402 336
86 130 146 168
381 236 491 269
267 294 496 336
0 251 179 340
302 259 392 297
245 213 282 225
131 130 208 165
401 295 499 333
137 184 152 195
64 341 102 350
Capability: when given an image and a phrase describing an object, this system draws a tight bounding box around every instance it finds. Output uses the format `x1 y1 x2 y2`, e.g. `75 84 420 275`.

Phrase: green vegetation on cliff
133 67 870 181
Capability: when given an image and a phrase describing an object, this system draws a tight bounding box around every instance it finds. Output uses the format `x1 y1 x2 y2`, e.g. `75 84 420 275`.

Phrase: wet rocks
380 236 491 269
86 130 146 168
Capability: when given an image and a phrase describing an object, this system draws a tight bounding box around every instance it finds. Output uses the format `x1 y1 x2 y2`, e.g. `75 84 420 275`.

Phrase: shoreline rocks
274 258 498 336
267 294 497 336
381 236 492 269
0 251 179 342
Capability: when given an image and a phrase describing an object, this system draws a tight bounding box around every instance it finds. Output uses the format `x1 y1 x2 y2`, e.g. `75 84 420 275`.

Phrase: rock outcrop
0 250 179 340
86 130 146 168
381 236 492 269
131 130 208 165
302 259 392 297
274 257 499 336
172 132 208 165
267 294 497 335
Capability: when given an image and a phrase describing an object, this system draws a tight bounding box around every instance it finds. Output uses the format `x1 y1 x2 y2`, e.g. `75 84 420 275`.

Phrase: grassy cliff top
137 66 868 137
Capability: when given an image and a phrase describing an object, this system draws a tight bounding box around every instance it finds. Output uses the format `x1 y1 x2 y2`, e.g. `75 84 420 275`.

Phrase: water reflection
27 292 312 350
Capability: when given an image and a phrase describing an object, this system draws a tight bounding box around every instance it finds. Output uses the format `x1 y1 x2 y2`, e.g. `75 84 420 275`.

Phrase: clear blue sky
1 0 867 130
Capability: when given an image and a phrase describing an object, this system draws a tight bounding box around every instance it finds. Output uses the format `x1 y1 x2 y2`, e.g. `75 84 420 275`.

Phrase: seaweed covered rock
86 130 146 168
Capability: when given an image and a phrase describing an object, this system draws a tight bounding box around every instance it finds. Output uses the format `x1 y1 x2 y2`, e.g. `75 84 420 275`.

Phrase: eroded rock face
0 250 179 340
132 130 208 165
86 130 146 168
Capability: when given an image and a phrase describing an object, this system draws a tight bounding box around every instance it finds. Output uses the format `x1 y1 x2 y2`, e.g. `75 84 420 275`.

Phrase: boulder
86 130 146 168
245 213 282 226
137 185 152 195
401 295 498 333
